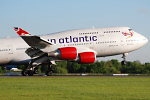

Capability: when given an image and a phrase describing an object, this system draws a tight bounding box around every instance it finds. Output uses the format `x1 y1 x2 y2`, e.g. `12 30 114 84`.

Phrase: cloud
138 8 148 14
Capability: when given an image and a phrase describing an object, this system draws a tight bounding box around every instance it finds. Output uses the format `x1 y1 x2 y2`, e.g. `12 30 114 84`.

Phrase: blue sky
0 0 150 63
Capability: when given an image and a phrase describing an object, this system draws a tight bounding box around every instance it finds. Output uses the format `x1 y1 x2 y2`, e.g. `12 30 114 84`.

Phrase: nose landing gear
121 53 128 65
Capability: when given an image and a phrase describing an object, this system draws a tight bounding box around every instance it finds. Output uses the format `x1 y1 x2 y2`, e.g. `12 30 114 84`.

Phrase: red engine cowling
57 47 77 60
78 52 96 64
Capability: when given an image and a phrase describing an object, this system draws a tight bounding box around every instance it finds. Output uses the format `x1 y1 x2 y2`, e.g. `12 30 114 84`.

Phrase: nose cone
137 33 148 48
145 37 148 44
142 35 148 46
133 32 148 50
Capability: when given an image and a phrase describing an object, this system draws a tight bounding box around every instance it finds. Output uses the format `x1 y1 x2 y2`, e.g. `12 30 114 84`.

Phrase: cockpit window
129 29 132 31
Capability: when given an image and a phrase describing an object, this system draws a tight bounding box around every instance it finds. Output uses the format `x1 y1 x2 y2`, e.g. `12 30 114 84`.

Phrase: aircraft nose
143 36 148 45
135 32 148 47
145 37 148 44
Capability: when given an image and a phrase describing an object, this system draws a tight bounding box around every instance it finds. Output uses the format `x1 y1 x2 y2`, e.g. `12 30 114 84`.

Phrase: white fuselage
0 27 148 65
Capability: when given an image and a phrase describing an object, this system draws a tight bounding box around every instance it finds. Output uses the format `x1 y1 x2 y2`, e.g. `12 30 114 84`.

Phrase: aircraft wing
14 27 52 49
13 27 97 66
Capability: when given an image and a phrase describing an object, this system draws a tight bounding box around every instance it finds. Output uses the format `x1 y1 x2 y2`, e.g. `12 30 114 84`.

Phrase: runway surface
1 75 150 78
0 72 150 78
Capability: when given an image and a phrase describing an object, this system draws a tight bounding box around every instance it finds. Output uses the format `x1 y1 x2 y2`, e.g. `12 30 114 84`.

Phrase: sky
0 0 150 63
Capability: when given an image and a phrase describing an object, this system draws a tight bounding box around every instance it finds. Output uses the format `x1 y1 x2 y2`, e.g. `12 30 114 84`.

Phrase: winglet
14 27 30 36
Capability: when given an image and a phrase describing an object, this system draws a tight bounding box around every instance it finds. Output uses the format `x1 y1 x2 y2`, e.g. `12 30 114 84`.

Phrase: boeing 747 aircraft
0 27 148 76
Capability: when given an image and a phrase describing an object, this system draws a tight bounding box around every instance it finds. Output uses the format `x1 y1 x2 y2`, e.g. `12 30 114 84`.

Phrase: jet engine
77 52 96 64
48 47 78 60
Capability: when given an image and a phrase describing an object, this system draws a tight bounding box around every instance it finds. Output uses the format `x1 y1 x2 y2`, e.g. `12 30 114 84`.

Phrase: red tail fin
14 27 30 36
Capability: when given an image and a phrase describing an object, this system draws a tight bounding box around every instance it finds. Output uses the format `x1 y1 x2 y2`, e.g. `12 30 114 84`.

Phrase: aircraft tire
34 70 39 74
28 70 34 76
21 70 28 76
46 71 52 76
34 67 39 74
121 61 127 65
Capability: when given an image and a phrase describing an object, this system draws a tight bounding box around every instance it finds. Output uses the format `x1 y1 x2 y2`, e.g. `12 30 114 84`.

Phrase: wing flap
25 47 45 59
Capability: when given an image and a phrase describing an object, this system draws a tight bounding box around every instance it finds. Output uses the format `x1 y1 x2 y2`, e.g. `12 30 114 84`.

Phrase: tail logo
14 27 30 36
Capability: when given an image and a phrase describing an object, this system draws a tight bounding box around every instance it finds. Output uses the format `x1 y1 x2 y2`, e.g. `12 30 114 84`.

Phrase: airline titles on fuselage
47 35 97 44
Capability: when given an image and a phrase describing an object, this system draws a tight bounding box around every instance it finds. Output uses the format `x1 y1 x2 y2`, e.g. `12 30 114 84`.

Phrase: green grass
0 77 150 100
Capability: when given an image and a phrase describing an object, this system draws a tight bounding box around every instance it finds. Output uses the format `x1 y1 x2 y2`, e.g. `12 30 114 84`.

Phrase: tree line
1 59 150 74
53 60 150 74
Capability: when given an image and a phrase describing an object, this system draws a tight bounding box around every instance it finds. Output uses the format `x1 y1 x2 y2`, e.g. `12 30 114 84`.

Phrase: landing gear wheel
28 70 34 76
121 61 126 65
45 60 53 76
46 71 52 76
21 70 28 76
34 67 39 74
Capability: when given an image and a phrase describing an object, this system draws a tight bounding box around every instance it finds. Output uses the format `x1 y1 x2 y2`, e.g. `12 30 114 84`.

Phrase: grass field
0 77 150 100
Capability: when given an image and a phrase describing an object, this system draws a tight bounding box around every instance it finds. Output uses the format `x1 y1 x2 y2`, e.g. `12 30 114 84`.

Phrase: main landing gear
21 60 39 76
21 60 55 76
21 66 39 76
121 53 128 65
45 60 55 76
